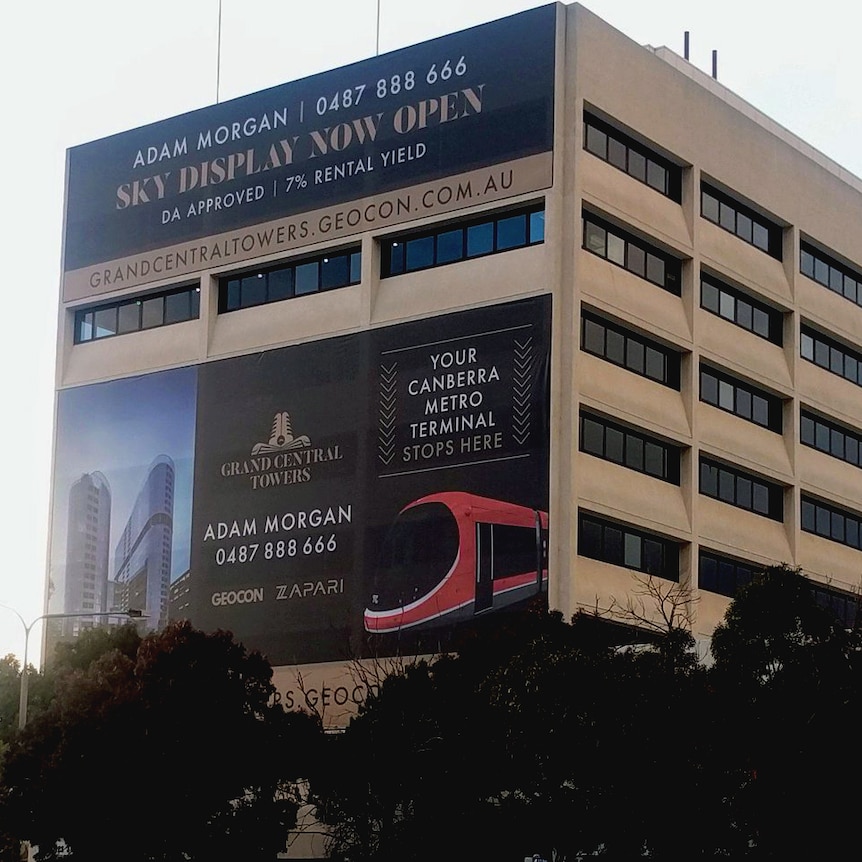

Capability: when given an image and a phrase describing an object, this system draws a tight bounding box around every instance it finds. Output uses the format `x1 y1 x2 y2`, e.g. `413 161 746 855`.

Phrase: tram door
475 522 494 612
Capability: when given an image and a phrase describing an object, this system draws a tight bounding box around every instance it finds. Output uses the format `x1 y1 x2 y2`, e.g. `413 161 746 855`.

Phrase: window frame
219 246 361 313
800 409 862 469
578 512 680 581
380 203 545 277
700 272 783 345
699 364 783 433
699 457 784 521
74 284 200 344
582 212 682 295
583 112 682 202
700 182 782 259
800 325 862 388
579 410 681 484
581 311 681 389
800 241 862 311
698 550 759 597
801 495 862 551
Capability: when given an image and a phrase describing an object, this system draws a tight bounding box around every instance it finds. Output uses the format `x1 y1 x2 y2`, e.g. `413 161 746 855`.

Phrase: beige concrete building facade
51 3 862 699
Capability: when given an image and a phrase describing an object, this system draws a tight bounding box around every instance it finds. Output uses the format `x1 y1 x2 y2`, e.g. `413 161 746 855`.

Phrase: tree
709 565 862 859
0 656 21 750
313 569 862 860
0 621 320 862
313 602 716 861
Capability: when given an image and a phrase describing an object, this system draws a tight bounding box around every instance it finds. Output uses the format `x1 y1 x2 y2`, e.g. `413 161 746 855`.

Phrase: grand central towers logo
252 412 311 454
220 410 343 490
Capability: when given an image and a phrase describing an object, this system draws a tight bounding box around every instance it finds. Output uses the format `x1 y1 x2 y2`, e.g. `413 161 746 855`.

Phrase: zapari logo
220 410 343 490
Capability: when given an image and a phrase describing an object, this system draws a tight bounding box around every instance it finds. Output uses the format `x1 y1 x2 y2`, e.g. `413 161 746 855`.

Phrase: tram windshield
369 502 460 611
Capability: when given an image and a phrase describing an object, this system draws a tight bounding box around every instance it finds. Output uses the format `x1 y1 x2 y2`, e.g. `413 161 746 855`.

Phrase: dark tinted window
578 512 679 581
583 212 681 294
700 272 782 344
220 248 360 312
369 503 459 610
700 458 784 520
800 410 862 469
800 326 862 388
700 365 783 433
579 411 680 483
75 285 199 344
381 204 545 277
801 496 862 550
699 551 758 597
582 312 681 389
583 112 681 201
801 241 862 311
701 183 782 259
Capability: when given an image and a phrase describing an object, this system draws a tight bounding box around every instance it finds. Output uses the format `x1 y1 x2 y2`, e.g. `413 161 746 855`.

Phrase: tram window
489 523 545 580
371 503 459 609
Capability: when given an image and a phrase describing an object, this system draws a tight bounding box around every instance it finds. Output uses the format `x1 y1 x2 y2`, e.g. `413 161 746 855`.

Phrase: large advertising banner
190 295 551 666
191 334 363 665
49 297 549 667
62 4 556 301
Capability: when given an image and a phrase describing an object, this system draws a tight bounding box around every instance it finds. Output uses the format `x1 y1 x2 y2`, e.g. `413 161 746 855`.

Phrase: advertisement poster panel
48 295 550 666
47 367 197 648
190 295 550 665
62 4 556 300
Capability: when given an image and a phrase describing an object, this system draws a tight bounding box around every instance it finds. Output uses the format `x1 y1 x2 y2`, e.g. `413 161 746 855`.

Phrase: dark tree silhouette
0 621 320 862
710 565 862 860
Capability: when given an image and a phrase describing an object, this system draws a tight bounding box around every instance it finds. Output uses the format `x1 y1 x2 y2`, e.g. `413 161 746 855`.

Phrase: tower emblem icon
251 412 311 455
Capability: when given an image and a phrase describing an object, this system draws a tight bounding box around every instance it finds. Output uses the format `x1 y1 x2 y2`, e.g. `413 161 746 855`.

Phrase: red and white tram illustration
364 491 548 634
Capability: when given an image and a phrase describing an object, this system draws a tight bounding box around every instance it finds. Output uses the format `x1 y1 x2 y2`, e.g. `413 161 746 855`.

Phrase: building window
582 212 681 294
380 204 544 277
699 365 783 433
800 410 862 469
583 112 682 201
801 495 862 550
810 582 859 629
219 247 361 312
699 457 784 520
698 550 759 597
698 553 857 626
800 326 862 388
578 512 679 581
700 272 782 344
700 183 782 259
800 241 862 310
581 311 681 389
579 411 681 484
74 285 200 343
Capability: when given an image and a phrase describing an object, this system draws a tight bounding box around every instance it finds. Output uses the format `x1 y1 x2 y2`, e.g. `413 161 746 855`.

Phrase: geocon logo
220 411 343 490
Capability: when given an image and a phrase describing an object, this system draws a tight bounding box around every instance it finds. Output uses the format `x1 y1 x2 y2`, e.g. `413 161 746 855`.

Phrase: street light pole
0 605 145 729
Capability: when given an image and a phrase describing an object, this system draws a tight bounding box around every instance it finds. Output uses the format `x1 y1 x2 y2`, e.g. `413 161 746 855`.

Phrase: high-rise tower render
113 456 175 632
62 472 111 639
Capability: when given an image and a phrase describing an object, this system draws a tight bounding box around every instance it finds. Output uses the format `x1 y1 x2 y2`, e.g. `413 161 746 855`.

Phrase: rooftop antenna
216 0 223 103
712 49 718 80
376 0 381 56
684 31 689 60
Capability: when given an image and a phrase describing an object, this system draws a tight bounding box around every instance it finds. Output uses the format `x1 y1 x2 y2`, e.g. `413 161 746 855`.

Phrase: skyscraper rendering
112 456 175 632
61 472 111 639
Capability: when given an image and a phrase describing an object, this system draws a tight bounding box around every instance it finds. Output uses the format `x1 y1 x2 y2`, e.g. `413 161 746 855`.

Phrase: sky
1 0 861 665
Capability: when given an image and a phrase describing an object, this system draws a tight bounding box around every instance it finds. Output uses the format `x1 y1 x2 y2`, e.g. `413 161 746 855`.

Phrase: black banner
63 5 555 278
190 296 551 665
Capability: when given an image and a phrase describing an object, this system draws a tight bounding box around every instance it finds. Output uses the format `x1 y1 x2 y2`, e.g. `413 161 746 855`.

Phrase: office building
49 3 862 713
